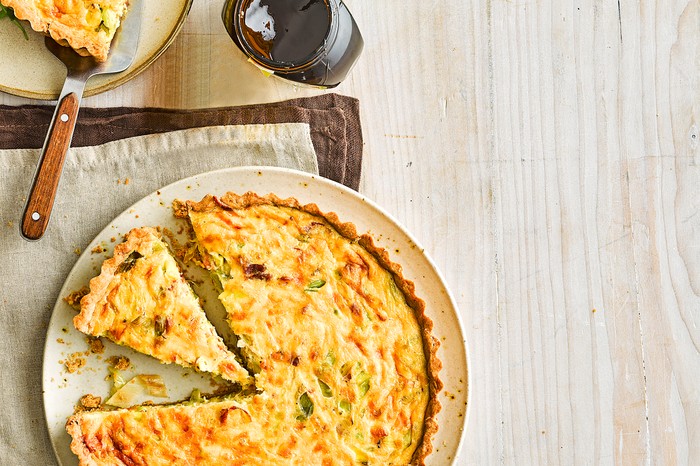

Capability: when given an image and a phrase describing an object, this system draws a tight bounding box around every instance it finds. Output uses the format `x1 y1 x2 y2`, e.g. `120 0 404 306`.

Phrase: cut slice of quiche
75 227 251 386
67 194 442 465
0 0 129 61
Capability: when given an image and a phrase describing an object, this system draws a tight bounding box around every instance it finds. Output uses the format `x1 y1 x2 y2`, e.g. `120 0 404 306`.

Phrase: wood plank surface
2 0 698 464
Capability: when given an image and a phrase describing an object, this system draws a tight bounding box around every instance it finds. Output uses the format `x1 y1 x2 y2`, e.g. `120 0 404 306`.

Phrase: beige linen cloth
0 123 318 464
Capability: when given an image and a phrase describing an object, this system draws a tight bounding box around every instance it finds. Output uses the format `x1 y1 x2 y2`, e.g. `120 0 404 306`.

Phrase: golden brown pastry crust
184 192 443 465
1 0 128 61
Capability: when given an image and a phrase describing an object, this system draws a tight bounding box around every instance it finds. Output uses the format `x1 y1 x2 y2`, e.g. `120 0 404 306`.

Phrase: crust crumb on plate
63 286 89 311
75 394 102 413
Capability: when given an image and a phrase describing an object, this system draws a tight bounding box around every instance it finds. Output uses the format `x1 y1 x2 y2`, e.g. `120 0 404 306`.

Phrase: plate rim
0 0 193 100
42 165 471 465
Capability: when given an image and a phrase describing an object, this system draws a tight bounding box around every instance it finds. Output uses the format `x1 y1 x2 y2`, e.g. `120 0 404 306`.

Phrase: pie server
20 0 143 241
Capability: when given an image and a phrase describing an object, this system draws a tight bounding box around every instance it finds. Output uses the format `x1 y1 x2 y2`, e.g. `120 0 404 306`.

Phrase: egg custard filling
67 193 442 465
0 0 129 61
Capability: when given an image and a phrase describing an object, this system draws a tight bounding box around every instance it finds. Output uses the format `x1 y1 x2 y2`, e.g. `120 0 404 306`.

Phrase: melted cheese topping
75 227 250 385
1 0 128 61
68 200 432 465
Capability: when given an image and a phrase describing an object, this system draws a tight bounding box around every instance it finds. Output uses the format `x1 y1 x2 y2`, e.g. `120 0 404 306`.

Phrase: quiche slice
75 227 251 385
67 194 442 465
0 0 129 61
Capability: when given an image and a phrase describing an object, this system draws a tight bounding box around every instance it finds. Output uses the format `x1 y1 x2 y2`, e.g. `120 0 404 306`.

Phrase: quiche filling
0 0 129 61
67 193 442 465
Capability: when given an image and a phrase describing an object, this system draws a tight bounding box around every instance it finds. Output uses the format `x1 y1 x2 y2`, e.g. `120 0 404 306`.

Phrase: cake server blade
20 0 143 241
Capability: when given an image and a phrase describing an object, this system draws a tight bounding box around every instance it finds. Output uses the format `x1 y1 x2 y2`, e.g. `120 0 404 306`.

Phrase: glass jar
222 0 364 88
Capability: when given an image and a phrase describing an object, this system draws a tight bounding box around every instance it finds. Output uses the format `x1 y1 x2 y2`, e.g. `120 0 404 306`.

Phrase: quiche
75 226 251 385
0 0 129 61
67 193 442 465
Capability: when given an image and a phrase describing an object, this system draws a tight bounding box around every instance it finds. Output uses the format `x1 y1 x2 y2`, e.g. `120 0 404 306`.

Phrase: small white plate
0 0 192 99
43 166 470 465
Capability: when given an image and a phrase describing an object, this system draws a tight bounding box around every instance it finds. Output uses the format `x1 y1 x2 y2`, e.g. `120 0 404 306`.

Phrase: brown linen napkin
0 93 362 190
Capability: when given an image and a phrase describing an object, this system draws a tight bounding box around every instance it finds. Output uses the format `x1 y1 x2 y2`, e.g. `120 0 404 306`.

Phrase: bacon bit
309 349 318 361
349 303 363 325
291 356 300 366
219 406 252 424
279 276 293 283
244 263 271 280
371 426 388 443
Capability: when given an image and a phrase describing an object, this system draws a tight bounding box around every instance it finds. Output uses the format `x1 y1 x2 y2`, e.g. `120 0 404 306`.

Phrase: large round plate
0 0 192 100
43 167 470 465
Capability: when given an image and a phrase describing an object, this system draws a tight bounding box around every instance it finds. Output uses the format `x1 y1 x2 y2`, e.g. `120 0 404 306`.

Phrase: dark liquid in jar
223 0 363 88
241 0 331 64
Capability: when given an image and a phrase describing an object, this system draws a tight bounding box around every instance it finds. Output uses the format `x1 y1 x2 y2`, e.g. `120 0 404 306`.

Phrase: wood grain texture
2 0 699 463
21 92 80 240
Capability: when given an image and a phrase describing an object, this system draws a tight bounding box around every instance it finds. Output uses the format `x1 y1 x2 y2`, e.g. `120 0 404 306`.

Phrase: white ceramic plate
0 0 192 99
43 166 470 465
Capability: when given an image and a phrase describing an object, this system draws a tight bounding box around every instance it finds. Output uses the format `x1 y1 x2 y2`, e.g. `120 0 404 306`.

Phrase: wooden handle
21 93 80 241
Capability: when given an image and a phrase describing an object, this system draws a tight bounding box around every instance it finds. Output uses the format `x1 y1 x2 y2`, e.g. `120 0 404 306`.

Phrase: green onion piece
116 251 143 274
357 372 370 397
304 279 326 292
403 428 413 449
318 379 333 398
297 392 314 419
339 400 351 413
154 315 166 337
0 6 28 40
340 362 354 380
189 388 203 403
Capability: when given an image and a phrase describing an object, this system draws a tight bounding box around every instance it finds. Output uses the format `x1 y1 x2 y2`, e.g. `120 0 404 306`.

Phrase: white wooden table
3 1 698 464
